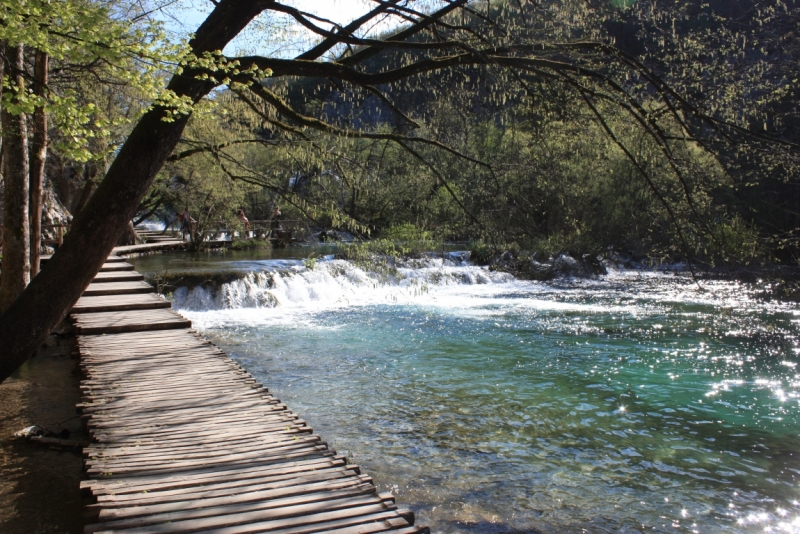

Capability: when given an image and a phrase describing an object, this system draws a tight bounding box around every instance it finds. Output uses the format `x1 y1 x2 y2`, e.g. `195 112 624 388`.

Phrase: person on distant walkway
236 209 251 238
178 208 195 240
237 209 251 232
268 205 282 239
269 206 281 228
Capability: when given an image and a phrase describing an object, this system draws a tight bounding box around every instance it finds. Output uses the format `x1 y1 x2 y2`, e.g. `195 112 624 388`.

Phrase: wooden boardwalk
76 257 427 534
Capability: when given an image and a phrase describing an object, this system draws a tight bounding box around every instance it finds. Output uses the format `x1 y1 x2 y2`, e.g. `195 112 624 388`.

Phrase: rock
13 425 45 439
315 230 356 243
527 260 554 280
553 253 593 278
582 254 608 275
490 250 516 270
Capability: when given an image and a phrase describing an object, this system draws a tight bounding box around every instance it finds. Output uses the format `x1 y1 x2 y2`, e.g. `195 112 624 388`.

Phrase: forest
0 0 799 380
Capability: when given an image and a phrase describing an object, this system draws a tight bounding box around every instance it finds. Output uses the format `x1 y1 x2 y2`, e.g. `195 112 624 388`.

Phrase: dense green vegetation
3 0 795 268
134 0 798 266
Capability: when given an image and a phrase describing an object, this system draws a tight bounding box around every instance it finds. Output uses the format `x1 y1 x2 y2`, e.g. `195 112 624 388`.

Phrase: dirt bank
0 332 86 533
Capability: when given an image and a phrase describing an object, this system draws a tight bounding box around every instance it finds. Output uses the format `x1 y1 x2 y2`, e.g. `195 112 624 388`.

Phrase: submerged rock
312 230 356 243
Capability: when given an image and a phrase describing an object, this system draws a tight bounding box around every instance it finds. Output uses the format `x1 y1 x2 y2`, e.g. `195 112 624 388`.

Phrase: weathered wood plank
112 241 186 255
83 281 155 296
90 485 380 529
72 294 171 313
85 435 321 462
86 442 327 472
93 470 368 506
86 495 397 534
91 271 145 283
73 309 190 334
98 262 135 272
83 456 350 491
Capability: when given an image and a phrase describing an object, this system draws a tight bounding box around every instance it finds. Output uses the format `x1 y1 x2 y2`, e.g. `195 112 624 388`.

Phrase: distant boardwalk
75 255 427 534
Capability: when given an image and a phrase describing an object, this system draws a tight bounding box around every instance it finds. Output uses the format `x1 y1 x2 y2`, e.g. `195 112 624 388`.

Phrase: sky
158 0 419 58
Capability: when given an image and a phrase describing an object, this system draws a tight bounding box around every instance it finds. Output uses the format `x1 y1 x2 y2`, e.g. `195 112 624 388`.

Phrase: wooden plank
81 456 350 495
86 443 328 472
98 262 135 272
112 241 186 255
166 510 411 534
86 449 331 479
88 420 310 447
88 415 303 441
79 392 274 411
81 362 251 378
84 431 314 459
91 271 145 283
87 408 290 436
86 495 397 534
91 485 379 529
79 390 272 413
81 378 259 397
83 281 155 296
79 375 255 392
80 357 240 373
83 384 267 406
85 412 295 437
85 435 322 462
72 294 171 313
83 457 350 493
73 309 190 334
93 471 367 506
85 449 333 478
85 409 293 433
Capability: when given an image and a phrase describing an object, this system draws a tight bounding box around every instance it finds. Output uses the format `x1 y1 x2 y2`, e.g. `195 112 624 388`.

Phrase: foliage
229 238 271 251
0 0 187 162
332 224 442 279
35 0 794 266
131 0 798 267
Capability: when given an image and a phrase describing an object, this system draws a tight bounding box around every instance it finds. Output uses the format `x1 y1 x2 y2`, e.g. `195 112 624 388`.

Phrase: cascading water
172 256 515 312
132 251 800 534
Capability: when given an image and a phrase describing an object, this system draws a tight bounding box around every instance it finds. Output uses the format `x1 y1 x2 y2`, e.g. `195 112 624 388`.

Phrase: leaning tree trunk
29 50 48 278
0 42 31 313
71 162 98 218
0 0 274 384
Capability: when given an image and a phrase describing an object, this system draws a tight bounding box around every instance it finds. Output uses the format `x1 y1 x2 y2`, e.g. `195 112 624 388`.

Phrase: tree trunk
71 162 98 218
0 42 31 313
117 220 140 246
30 50 48 278
0 0 274 384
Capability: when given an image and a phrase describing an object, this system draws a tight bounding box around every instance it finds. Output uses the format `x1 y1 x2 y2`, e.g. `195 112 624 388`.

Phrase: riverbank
0 329 86 533
474 248 800 300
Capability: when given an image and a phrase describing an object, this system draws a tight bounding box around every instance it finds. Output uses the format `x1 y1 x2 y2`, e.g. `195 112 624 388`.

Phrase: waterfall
171 256 516 311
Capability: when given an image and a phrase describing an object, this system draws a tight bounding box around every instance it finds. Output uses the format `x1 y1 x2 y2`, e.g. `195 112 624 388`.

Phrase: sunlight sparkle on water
136 253 800 534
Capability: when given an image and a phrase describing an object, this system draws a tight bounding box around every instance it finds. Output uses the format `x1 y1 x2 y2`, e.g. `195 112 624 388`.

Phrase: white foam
173 258 513 311
174 258 650 332
171 257 793 331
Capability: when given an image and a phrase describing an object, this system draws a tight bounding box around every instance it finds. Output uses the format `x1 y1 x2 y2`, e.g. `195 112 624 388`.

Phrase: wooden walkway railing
42 223 70 246
74 256 427 534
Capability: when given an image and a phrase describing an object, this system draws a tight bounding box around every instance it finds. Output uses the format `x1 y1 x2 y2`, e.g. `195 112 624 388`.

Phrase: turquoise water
133 252 800 533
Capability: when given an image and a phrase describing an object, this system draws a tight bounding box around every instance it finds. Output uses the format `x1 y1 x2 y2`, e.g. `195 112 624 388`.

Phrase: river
130 249 800 533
